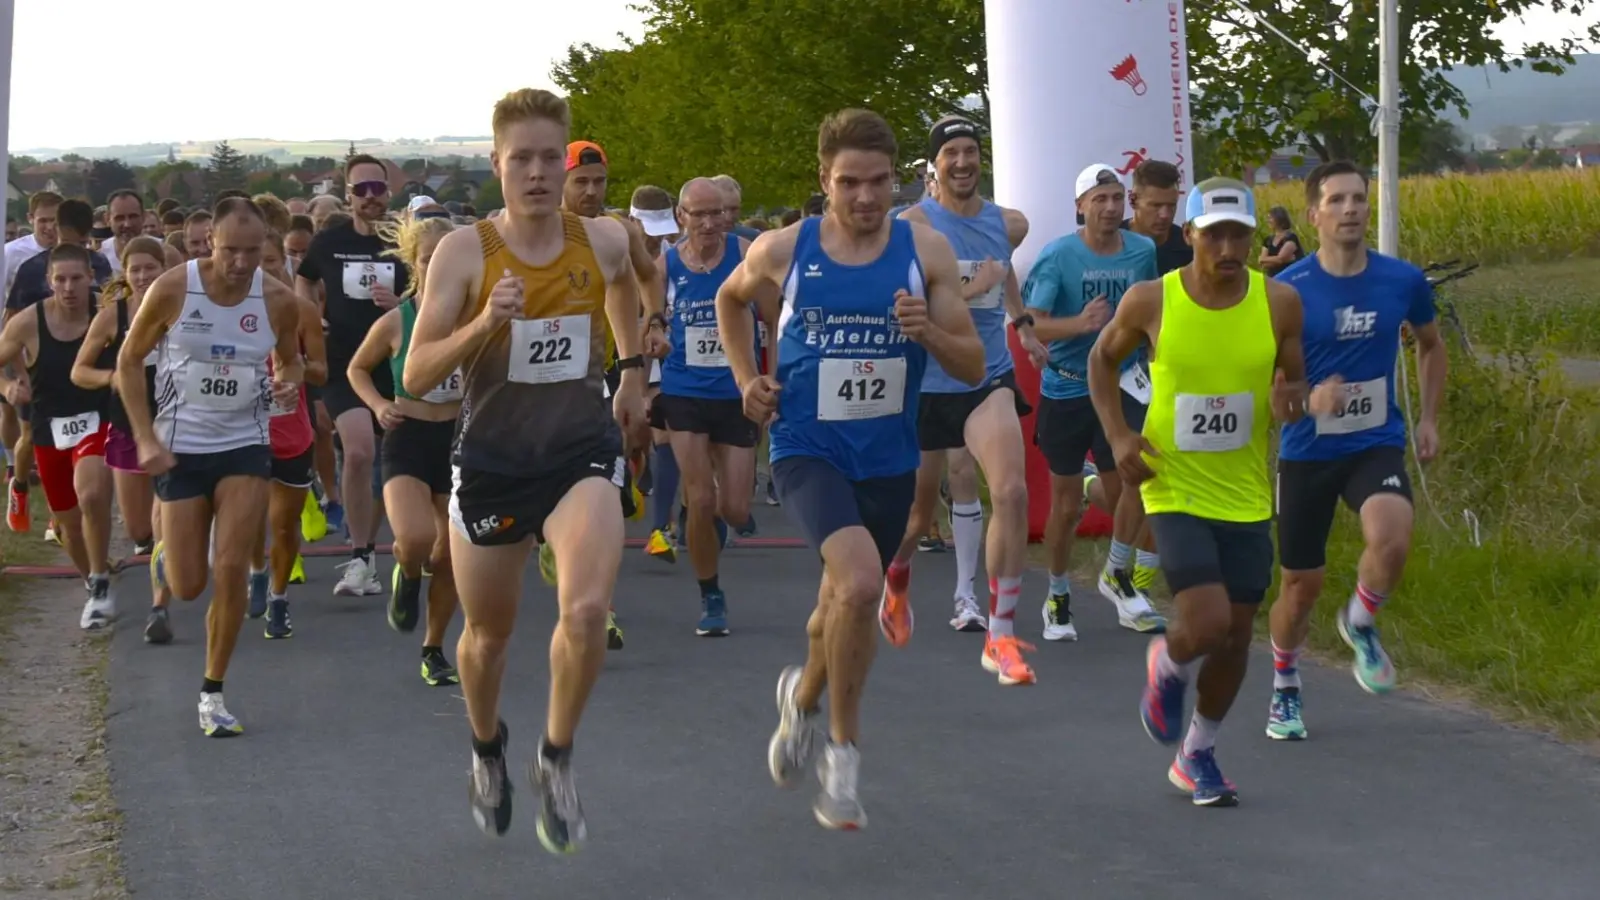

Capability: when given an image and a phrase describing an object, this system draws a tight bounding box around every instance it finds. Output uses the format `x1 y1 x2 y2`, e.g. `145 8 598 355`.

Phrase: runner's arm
1409 274 1447 427
716 227 793 392
913 224 985 386
645 242 669 321
627 221 663 320
116 267 186 445
1087 280 1159 444
0 313 36 400
297 296 328 387
265 279 305 387
592 217 645 391
405 228 493 396
1025 251 1092 343
69 304 120 391
1267 279 1308 421
347 311 398 412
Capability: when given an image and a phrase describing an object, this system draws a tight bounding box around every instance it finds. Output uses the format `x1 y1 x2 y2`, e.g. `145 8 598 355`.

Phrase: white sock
1182 713 1221 756
1106 539 1133 573
1155 643 1194 682
950 501 983 601
988 576 1021 636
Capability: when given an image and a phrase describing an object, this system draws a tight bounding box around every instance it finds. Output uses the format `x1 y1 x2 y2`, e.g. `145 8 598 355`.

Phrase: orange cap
566 141 608 171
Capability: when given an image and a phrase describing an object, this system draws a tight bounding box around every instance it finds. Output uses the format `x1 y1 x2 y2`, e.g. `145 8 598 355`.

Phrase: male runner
718 108 982 830
295 154 405 596
118 197 305 736
1027 165 1164 640
406 88 648 852
710 175 761 241
0 244 117 629
1088 178 1309 806
102 190 184 272
1265 160 1448 740
878 116 1048 688
9 200 113 312
182 210 213 260
648 177 757 636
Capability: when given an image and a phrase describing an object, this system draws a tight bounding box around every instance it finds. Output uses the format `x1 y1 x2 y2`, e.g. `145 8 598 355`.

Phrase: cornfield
1253 167 1600 266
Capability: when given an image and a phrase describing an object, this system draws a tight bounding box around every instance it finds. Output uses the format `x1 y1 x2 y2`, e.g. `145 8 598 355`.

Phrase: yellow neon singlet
1139 268 1276 522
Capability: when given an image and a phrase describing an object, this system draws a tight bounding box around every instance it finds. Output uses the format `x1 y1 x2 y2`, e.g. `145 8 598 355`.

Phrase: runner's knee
986 470 1026 514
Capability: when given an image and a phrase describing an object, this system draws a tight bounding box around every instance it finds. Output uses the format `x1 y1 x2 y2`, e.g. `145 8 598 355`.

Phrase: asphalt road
100 517 1600 900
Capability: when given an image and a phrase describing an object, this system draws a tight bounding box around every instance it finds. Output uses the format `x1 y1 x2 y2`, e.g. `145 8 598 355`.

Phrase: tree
248 170 304 200
343 142 358 168
1403 119 1467 175
206 141 248 197
301 156 337 173
402 158 428 176
86 158 139 205
475 177 504 211
1187 0 1600 172
60 153 85 163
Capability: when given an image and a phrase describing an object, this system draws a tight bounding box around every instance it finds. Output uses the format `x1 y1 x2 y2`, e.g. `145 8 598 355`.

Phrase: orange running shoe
981 634 1037 686
877 563 914 648
6 479 29 533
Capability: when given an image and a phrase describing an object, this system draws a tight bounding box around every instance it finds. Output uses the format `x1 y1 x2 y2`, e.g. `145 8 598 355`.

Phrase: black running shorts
1275 445 1413 571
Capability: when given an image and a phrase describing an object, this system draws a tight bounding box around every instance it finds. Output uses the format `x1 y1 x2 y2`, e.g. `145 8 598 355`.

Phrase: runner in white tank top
114 198 306 739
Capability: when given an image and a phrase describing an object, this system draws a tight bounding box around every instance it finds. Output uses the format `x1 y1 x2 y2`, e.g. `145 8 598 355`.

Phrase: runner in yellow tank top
401 88 650 855
1087 178 1309 808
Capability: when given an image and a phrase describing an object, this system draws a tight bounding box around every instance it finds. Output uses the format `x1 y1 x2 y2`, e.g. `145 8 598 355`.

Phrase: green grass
1449 257 1600 356
0 487 57 637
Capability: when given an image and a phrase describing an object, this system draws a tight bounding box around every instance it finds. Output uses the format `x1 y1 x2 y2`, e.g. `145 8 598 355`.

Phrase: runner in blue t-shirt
714 108 981 833
1265 160 1449 742
1024 164 1166 642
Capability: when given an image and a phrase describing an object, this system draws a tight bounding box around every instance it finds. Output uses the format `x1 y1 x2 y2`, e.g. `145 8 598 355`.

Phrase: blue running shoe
735 513 757 538
247 570 270 619
324 501 346 538
1266 687 1306 741
1139 636 1187 746
1168 747 1239 807
1337 604 1397 694
696 590 729 637
264 598 293 640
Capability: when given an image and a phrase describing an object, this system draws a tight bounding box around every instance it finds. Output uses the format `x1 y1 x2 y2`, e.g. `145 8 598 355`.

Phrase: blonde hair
379 216 456 298
492 88 570 146
252 193 292 235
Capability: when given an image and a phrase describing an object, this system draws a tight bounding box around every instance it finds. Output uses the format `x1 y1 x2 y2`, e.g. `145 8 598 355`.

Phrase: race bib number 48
817 357 906 421
50 411 100 449
685 325 727 368
508 316 590 385
1174 391 1253 452
186 363 260 411
1315 376 1387 436
342 261 396 301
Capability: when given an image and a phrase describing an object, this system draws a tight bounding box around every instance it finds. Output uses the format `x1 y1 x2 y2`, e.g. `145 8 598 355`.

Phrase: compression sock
1106 539 1133 574
650 444 679 532
988 576 1021 637
1272 641 1302 690
1347 581 1386 628
949 501 983 601
1181 712 1220 756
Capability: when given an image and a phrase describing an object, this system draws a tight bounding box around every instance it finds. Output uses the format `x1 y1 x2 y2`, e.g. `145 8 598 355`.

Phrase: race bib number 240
1174 391 1253 452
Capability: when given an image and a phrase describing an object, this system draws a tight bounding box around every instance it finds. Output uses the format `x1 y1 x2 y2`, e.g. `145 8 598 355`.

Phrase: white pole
0 1 12 292
1377 0 1400 256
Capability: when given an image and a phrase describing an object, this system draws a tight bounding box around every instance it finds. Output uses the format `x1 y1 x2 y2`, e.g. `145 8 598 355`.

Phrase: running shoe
949 595 986 632
813 742 866 831
247 570 270 619
264 598 293 639
606 610 625 650
321 500 345 539
79 576 115 632
133 538 155 558
1132 563 1160 594
1098 567 1167 633
289 554 306 584
6 478 29 533
765 478 780 506
696 590 729 637
1041 591 1077 642
538 542 558 587
1140 636 1187 746
767 665 821 788
333 556 382 596
916 534 946 553
421 648 459 686
388 566 422 633
1337 604 1396 694
44 519 60 546
530 740 587 854
143 607 172 644
469 722 513 836
198 693 243 738
877 567 913 648
300 492 328 542
1169 747 1239 807
1266 687 1306 741
643 528 677 564
981 634 1037 685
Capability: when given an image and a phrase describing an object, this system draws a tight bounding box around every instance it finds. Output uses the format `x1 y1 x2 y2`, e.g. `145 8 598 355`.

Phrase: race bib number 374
1174 391 1253 452
507 316 590 385
816 357 907 421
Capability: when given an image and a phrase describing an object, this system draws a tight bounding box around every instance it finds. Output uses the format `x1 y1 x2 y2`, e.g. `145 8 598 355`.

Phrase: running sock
1182 712 1221 757
1154 644 1193 683
1047 571 1072 597
1135 549 1160 571
1106 539 1133 573
353 545 371 563
1272 641 1303 690
472 729 504 759
422 645 442 658
650 444 679 532
540 735 571 761
698 576 720 596
988 576 1021 637
201 678 224 695
949 501 983 601
1348 581 1386 628
269 591 287 604
886 559 910 592
3 447 12 467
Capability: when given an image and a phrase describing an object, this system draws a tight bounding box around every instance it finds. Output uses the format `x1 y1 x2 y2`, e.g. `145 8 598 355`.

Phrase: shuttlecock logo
1110 55 1147 96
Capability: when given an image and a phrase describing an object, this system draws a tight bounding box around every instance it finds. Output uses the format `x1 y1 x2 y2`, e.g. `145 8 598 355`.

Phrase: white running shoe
948 595 987 632
198 692 243 737
333 556 383 596
79 577 115 631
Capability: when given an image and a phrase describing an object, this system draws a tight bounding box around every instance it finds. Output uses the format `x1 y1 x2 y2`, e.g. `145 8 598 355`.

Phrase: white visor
631 207 678 237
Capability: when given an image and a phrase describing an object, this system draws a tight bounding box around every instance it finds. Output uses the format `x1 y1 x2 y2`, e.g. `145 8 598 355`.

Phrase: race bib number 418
816 357 907 421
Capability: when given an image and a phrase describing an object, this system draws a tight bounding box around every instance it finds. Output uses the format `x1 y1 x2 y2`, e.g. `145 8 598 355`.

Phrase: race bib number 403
186 363 260 411
508 316 590 385
50 411 100 449
817 357 907 421
342 261 395 301
685 325 727 368
1174 391 1253 452
1315 376 1387 436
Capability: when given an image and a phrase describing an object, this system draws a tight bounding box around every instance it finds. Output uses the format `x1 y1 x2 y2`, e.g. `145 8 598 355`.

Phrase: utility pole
1377 0 1401 256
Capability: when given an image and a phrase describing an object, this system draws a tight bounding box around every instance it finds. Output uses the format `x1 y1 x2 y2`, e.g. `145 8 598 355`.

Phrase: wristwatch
615 355 646 371
1010 313 1035 330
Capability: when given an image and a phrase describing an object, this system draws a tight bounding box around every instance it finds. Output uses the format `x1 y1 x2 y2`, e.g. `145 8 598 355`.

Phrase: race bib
50 411 99 449
1315 376 1387 436
1119 362 1152 405
269 393 296 418
186 362 260 411
960 260 1004 310
507 316 590 385
817 357 906 421
685 325 727 368
1174 391 1253 452
422 368 464 404
342 261 395 301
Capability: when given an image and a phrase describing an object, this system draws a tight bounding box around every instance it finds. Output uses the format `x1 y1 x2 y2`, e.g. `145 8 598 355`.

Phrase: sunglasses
413 209 451 220
351 180 389 198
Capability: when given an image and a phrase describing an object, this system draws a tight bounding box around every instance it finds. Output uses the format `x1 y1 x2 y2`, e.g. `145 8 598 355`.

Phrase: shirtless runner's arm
1088 280 1161 484
716 228 792 426
909 223 985 387
0 312 38 405
117 266 188 454
405 227 495 397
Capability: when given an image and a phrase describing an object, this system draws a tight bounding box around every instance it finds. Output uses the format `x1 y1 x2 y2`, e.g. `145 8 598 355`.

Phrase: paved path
101 519 1600 900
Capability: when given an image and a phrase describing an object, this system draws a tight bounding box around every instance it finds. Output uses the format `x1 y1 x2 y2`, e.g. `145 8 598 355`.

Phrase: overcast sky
6 0 1591 151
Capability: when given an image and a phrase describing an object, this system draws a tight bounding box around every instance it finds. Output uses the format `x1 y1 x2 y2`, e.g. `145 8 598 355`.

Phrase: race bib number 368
508 316 590 385
1174 391 1253 452
186 363 260 411
817 357 907 421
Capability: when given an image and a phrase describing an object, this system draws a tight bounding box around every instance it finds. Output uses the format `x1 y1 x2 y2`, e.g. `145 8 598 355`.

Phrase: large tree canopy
551 0 1598 203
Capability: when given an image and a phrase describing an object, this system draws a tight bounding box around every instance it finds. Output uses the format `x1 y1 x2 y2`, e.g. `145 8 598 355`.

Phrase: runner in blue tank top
879 117 1052 688
715 109 981 833
650 177 760 638
1264 160 1449 742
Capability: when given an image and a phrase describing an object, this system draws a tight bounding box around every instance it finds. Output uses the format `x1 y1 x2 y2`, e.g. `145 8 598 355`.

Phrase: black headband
928 117 981 160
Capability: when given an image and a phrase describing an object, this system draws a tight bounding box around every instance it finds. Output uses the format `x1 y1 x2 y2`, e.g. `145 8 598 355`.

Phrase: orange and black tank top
453 213 619 476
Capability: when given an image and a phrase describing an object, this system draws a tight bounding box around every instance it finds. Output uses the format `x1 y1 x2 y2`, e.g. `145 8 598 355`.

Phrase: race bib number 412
508 316 590 385
816 357 906 421
1174 391 1253 452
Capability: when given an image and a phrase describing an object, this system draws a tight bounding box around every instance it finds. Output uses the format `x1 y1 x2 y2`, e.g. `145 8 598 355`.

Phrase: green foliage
474 177 504 211
205 141 248 198
248 170 304 201
86 159 138 206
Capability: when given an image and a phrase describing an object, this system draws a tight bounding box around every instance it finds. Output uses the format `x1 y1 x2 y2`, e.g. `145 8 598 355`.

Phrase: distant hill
1445 53 1600 131
12 137 497 166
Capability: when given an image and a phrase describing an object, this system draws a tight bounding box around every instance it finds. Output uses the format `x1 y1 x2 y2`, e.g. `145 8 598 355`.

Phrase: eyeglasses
351 180 389 198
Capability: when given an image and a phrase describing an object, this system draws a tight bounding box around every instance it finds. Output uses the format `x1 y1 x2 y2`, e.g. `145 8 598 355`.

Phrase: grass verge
1449 257 1600 357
